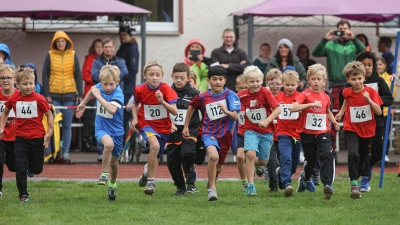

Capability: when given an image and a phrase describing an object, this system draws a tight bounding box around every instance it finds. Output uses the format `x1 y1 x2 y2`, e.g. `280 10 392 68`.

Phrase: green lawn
0 173 399 225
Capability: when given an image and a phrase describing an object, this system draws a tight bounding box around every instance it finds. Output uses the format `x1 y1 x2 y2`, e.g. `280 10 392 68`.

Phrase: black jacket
168 82 201 142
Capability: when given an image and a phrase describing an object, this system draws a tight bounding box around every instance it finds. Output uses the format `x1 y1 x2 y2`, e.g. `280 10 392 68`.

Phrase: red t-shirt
295 89 331 135
342 86 383 138
237 104 245 136
0 89 19 141
134 82 178 135
5 91 50 139
238 87 280 134
275 91 301 140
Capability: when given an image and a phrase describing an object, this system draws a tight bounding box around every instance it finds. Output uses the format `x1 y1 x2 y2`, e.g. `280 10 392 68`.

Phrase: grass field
0 173 399 225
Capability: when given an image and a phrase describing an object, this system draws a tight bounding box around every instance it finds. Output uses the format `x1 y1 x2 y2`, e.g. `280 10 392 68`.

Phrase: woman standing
42 31 83 162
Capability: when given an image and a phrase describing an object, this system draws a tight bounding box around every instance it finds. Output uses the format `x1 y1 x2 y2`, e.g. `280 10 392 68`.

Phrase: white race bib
365 83 378 92
16 101 38 118
170 109 187 125
305 113 327 130
144 104 167 120
350 105 372 123
205 100 227 121
96 101 113 119
246 108 267 123
279 104 299 120
0 101 15 117
238 111 245 125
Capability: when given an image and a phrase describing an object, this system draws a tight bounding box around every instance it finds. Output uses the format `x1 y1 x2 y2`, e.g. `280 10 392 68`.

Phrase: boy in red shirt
275 70 302 197
131 61 178 195
238 66 281 196
0 65 18 199
0 67 53 203
290 64 339 200
335 61 382 199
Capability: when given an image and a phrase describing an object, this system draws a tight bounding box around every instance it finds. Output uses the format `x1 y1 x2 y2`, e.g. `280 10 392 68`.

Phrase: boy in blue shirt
76 65 124 201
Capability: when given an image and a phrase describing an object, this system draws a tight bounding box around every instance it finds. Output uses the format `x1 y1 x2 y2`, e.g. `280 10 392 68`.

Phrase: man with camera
311 20 365 158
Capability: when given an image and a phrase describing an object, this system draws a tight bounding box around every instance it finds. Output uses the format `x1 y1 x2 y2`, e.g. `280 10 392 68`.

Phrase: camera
333 31 345 36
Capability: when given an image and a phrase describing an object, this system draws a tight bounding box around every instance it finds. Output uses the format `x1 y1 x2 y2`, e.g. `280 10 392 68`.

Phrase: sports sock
350 180 358 187
147 178 155 183
241 179 248 185
102 172 109 176
109 181 116 188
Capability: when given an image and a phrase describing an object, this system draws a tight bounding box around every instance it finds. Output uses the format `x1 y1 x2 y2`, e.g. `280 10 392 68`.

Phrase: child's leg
267 142 279 189
109 135 124 183
291 140 302 175
167 143 185 189
147 135 160 179
316 133 334 186
346 131 361 181
278 135 294 186
0 140 5 192
245 150 256 183
206 146 219 190
101 135 115 174
369 126 384 170
180 138 197 186
216 132 233 175
28 138 44 175
109 157 119 183
358 137 373 178
236 147 247 180
300 133 317 181
15 137 30 198
5 141 16 172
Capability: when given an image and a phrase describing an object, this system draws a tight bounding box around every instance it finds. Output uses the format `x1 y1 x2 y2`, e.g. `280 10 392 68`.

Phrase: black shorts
236 133 244 149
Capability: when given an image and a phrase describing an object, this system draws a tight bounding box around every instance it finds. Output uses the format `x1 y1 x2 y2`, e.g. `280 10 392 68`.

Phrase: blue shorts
244 130 273 161
236 134 244 149
140 126 169 158
95 130 124 158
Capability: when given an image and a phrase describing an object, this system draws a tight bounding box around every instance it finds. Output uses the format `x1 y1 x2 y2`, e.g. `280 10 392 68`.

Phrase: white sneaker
385 155 389 162
300 152 305 163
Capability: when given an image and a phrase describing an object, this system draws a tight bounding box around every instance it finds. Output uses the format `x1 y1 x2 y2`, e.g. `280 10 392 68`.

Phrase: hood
184 38 206 58
25 62 38 82
50 31 74 51
364 55 379 84
0 43 14 66
172 81 192 93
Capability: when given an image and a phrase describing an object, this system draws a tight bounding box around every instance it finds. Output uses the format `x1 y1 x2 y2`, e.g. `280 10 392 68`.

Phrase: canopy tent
232 0 400 61
0 0 151 75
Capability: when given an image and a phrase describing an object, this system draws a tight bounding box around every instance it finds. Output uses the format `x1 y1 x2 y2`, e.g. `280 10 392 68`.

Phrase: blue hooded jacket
0 43 15 68
25 62 44 96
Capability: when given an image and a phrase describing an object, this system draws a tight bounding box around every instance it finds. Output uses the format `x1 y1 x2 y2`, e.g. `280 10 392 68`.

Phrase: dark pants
361 126 384 177
268 141 279 190
194 136 206 165
301 132 335 186
82 99 95 142
278 135 302 186
345 131 372 181
167 138 197 188
15 137 44 197
0 140 16 191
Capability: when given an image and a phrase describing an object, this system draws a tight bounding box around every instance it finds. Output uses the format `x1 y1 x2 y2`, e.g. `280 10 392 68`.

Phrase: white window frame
25 0 179 33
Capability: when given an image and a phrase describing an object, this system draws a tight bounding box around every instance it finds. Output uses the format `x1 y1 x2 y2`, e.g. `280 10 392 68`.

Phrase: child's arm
335 99 347 122
259 105 281 128
91 86 118 115
327 108 340 130
182 105 195 138
217 102 238 121
131 102 139 132
290 101 321 112
76 89 94 119
155 90 178 116
0 107 10 139
363 91 382 116
43 110 54 148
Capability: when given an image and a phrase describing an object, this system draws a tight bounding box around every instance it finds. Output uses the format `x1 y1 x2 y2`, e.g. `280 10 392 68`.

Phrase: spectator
210 28 251 91
253 43 271 76
116 26 139 129
356 34 370 51
297 44 317 71
183 38 210 92
42 30 83 162
378 37 394 75
25 63 44 96
92 38 128 159
265 39 307 90
81 38 103 152
312 20 365 155
0 43 15 68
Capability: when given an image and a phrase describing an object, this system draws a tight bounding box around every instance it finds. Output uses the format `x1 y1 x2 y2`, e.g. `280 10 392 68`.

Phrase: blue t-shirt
94 83 124 136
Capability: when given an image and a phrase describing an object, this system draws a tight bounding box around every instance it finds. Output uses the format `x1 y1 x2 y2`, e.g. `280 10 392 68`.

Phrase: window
25 0 181 34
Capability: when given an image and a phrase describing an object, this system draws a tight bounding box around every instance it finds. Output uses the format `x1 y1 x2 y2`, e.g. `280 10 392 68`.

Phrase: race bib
144 104 167 120
96 101 113 119
16 101 38 119
238 111 245 125
365 83 378 92
246 108 267 123
350 105 372 123
170 109 187 125
0 101 15 117
279 104 298 120
305 113 327 130
205 100 227 121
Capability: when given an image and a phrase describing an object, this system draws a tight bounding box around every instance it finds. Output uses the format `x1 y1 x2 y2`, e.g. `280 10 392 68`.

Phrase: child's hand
259 120 269 128
91 86 100 98
130 119 138 132
0 129 3 139
171 124 177 133
333 121 340 131
43 133 52 148
335 112 343 122
362 91 370 100
75 104 86 118
313 101 322 108
216 102 228 114
197 54 204 62
182 127 190 138
155 90 164 103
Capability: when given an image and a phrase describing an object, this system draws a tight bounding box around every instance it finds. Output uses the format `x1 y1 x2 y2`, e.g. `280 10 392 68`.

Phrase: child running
76 65 124 201
275 70 302 197
335 61 383 199
0 65 18 199
290 64 339 200
0 67 53 203
131 61 178 195
183 65 240 201
238 65 281 196
166 63 201 195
